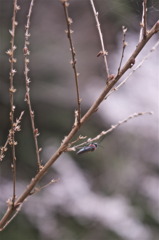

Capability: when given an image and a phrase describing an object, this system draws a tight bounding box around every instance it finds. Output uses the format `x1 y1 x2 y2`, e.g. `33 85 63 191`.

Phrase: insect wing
76 146 91 155
76 143 97 155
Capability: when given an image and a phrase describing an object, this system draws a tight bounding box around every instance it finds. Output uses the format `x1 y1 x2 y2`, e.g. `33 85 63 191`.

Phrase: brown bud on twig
23 47 30 55
15 5 20 11
97 50 108 57
68 17 73 25
9 87 16 93
34 128 40 137
6 49 12 56
9 29 14 37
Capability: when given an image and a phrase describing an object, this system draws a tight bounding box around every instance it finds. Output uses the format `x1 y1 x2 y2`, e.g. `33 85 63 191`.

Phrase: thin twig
90 0 110 82
68 135 87 147
0 112 24 162
0 139 9 162
30 178 59 195
24 0 42 171
107 38 159 98
89 112 153 142
117 26 128 75
70 111 153 151
143 0 147 38
62 0 81 124
139 0 147 41
7 0 20 206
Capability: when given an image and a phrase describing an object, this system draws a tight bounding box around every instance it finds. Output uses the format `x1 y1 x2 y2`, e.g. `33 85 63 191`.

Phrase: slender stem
9 0 19 206
143 0 147 38
24 0 42 170
90 0 110 82
139 0 147 41
0 138 9 162
62 1 81 124
0 112 24 162
117 26 127 75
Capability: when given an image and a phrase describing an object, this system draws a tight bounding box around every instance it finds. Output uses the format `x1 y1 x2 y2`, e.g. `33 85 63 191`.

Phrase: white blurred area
21 149 154 240
84 34 159 137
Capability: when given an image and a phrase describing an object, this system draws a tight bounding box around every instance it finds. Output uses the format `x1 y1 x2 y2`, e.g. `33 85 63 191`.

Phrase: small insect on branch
76 143 98 155
61 0 81 125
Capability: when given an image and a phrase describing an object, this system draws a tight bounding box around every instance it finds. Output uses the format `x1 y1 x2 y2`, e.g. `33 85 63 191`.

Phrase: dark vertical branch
7 0 20 206
61 0 81 124
24 0 42 171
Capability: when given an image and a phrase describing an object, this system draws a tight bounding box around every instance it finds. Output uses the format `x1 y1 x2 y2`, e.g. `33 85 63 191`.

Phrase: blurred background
0 0 159 239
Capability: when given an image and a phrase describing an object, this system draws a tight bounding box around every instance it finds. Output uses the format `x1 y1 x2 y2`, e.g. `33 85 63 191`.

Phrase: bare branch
62 0 81 124
24 0 42 171
68 135 87 148
117 26 128 75
89 111 153 143
90 0 110 82
0 139 9 162
30 178 59 195
139 0 147 41
7 0 20 206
